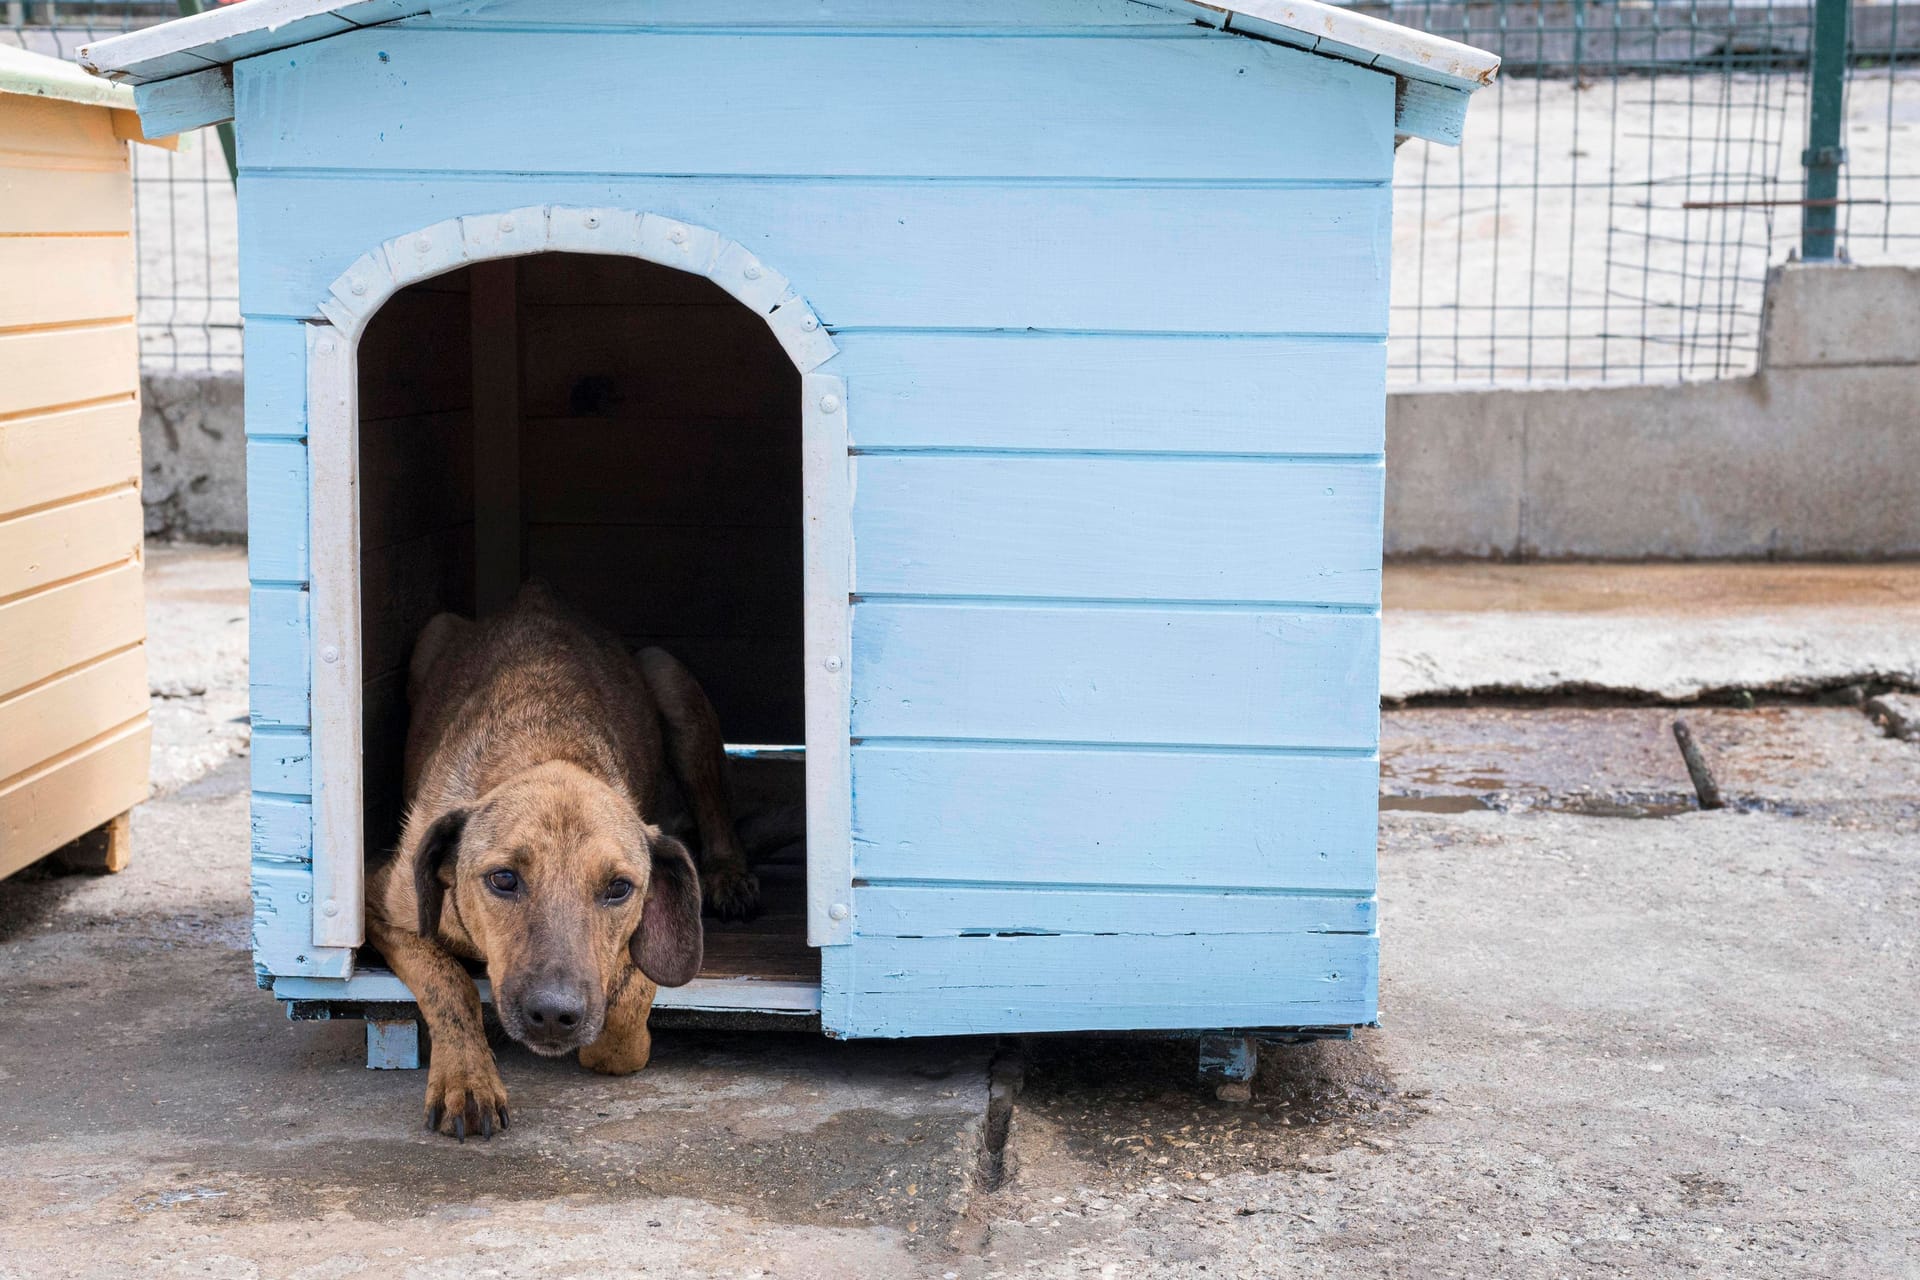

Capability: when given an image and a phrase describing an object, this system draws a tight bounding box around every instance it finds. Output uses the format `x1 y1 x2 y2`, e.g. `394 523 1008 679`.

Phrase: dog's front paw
703 866 761 920
424 1056 509 1141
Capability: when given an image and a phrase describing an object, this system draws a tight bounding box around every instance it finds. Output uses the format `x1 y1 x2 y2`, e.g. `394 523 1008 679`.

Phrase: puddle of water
1544 794 1694 820
1380 794 1494 814
1380 789 1697 819
135 1188 229 1212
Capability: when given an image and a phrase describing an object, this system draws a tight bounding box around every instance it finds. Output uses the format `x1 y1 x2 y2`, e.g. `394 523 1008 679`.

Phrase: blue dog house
87 0 1495 1065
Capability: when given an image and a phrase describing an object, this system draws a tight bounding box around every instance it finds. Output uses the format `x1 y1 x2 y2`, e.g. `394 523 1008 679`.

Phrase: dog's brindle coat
366 583 760 1139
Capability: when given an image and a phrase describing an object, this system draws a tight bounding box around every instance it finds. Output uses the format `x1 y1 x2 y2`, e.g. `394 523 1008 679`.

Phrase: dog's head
410 761 703 1056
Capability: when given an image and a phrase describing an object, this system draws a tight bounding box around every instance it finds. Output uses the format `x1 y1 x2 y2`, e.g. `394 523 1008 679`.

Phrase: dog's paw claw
703 867 761 921
423 1066 508 1141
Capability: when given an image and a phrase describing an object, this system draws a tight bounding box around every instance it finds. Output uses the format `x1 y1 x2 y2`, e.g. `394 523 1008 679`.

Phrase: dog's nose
523 986 586 1033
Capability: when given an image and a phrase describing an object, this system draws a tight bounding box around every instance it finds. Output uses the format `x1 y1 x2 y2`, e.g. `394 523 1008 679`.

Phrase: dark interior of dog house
356 252 815 986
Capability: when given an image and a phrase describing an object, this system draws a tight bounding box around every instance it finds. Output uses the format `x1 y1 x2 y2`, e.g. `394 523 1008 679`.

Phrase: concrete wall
142 264 1919 557
141 370 243 541
1387 263 1920 559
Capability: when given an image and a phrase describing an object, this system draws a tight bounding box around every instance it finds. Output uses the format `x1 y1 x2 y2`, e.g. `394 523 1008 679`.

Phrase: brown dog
366 582 759 1139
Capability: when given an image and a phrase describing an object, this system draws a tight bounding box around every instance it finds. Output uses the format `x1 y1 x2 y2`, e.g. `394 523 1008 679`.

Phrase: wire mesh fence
1374 0 1920 387
5 1 1915 386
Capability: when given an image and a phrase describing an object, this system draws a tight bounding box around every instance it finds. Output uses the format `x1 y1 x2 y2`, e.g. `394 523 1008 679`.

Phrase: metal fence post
1800 0 1851 261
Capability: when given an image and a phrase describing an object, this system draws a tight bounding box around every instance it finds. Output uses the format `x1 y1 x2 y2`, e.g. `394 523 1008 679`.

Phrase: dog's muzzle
510 980 596 1055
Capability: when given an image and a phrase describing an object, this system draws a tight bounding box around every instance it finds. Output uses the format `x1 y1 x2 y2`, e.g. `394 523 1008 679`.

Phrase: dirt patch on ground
1011 1033 1421 1187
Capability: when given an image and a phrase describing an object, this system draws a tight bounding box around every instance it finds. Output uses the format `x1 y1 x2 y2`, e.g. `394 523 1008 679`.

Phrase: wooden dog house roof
80 0 1498 145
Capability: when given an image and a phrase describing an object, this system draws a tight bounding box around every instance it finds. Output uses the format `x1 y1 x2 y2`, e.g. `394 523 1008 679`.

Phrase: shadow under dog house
85 0 1496 1075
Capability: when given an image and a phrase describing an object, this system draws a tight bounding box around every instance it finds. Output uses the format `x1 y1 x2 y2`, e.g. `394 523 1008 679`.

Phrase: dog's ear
413 807 471 938
630 833 703 987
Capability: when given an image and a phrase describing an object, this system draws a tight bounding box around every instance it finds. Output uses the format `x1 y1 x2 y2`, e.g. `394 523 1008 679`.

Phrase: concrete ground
1 547 1916 1278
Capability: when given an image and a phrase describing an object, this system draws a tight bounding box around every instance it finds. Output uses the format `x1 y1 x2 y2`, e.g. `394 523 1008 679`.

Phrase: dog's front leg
578 964 659 1076
372 921 509 1139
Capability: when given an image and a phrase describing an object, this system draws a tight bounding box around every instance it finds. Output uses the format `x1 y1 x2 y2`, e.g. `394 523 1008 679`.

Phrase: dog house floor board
698 843 815 982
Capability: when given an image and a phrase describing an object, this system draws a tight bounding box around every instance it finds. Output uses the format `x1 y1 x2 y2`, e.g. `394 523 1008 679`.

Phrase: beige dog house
0 48 167 879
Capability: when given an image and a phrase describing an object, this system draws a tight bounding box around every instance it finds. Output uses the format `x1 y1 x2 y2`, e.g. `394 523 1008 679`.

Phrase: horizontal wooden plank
853 456 1383 604
250 584 310 728
361 410 473 551
1396 77 1471 146
830 930 1376 1036
0 560 146 698
134 64 234 136
836 332 1385 453
521 417 799 528
0 237 136 329
0 94 128 163
252 860 354 978
418 0 1193 28
853 884 1376 938
238 29 1392 181
524 523 801 638
518 303 797 423
247 439 309 583
252 793 313 864
851 744 1377 890
0 719 149 881
251 727 312 797
237 177 1392 335
0 647 147 785
0 488 142 600
0 324 139 419
0 398 140 519
242 318 308 438
851 602 1380 748
0 163 132 234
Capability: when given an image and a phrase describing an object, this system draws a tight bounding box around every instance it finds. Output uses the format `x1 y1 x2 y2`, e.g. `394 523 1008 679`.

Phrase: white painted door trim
301 206 852 959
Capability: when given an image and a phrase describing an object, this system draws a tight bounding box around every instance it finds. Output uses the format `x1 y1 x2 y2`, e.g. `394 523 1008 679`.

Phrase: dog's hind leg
635 646 759 920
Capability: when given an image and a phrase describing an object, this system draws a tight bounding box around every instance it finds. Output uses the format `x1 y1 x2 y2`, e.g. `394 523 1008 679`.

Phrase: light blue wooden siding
852 603 1379 747
242 315 325 981
232 8 1388 1028
852 885 1376 937
825 931 1376 1037
247 440 309 583
251 728 313 796
837 333 1386 455
852 746 1377 891
242 319 308 439
250 584 309 729
238 176 1390 335
853 457 1383 603
237 30 1392 180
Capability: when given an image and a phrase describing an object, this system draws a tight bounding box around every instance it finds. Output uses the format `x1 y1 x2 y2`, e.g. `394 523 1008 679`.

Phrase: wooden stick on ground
1671 719 1725 811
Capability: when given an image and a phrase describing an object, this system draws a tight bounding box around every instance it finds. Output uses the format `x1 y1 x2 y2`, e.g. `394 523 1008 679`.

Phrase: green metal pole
175 0 239 183
1801 0 1850 261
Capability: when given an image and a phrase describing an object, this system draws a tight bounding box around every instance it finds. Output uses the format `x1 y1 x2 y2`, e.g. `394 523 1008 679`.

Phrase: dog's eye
486 869 520 895
603 878 634 904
